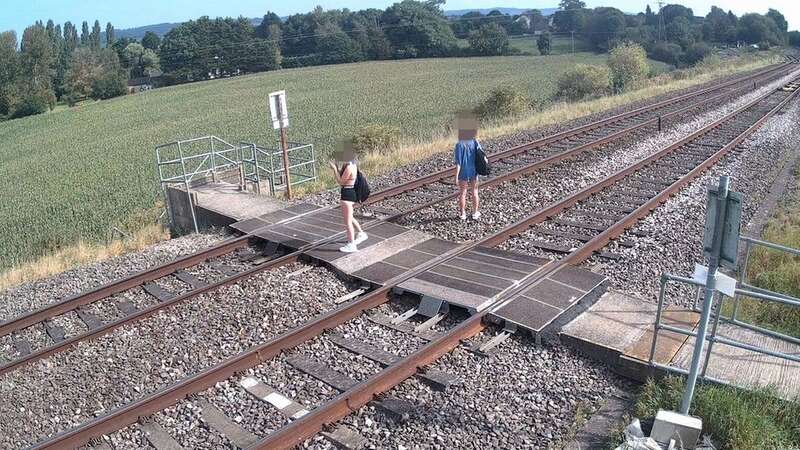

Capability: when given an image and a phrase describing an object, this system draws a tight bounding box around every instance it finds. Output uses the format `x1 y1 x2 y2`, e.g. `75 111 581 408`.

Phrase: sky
2 0 798 37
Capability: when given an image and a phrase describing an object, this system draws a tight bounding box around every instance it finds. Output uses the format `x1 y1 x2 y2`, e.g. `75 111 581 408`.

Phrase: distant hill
104 18 261 41
444 7 558 17
105 7 558 41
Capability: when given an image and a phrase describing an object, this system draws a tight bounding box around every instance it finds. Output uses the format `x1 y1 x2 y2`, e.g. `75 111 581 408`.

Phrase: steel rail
367 63 790 203
9 67 791 378
0 235 251 338
28 78 800 450
249 79 800 450
390 65 796 219
3 63 786 345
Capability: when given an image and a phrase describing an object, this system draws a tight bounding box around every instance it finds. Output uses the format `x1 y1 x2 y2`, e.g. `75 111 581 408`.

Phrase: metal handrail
650 235 800 382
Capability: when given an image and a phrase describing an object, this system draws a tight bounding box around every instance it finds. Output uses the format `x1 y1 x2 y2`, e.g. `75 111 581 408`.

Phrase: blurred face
334 139 356 162
456 113 478 140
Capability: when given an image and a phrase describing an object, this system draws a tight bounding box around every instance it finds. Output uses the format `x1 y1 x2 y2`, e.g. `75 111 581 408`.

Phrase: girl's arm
329 161 343 185
454 143 461 183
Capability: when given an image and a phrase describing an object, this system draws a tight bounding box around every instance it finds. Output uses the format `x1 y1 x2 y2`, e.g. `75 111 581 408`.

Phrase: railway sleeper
75 307 104 330
142 282 175 302
139 422 184 450
322 426 369 450
11 338 32 357
197 399 259 448
329 333 457 391
43 319 66 342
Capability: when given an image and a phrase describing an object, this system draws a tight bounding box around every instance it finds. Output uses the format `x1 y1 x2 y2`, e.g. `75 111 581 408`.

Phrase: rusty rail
367 63 790 203
24 69 798 450
1 62 786 348
248 79 800 450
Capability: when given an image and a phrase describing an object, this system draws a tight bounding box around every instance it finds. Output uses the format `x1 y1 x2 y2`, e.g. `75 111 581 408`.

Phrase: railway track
27 75 800 449
0 63 792 378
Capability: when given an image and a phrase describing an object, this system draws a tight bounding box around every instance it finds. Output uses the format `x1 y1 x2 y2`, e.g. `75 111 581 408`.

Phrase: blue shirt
454 139 481 181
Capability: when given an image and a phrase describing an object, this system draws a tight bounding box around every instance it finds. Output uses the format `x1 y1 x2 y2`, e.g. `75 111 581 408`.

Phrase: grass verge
721 166 800 338
633 376 800 450
0 223 168 292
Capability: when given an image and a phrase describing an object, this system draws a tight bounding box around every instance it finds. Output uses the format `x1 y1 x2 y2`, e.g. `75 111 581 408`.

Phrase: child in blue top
454 138 482 220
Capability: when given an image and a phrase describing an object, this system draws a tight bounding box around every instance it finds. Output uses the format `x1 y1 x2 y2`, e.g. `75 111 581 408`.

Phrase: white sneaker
460 212 467 221
472 211 481 220
354 232 368 245
339 242 358 253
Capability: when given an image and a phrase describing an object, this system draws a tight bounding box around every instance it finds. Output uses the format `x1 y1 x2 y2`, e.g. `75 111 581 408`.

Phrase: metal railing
648 236 800 381
241 142 316 195
155 136 317 232
156 136 243 233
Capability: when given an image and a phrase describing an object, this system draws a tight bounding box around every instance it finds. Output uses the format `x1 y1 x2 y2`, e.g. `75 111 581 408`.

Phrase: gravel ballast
0 262 351 448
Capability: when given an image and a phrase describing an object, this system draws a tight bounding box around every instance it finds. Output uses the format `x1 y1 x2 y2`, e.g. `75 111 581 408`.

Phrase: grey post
680 175 729 414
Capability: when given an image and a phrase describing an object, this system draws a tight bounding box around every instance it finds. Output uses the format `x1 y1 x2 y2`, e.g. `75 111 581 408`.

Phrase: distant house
127 70 163 94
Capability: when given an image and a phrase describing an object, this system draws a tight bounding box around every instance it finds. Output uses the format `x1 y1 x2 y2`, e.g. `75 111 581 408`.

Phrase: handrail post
177 140 199 234
732 239 752 321
681 176 729 415
701 292 724 377
649 274 669 364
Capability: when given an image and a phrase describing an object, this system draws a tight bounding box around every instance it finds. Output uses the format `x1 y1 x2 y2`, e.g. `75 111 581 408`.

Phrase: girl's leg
341 201 355 242
352 214 363 234
470 178 479 212
458 180 468 214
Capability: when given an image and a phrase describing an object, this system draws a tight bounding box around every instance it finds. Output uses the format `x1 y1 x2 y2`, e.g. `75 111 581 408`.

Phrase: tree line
1 0 796 121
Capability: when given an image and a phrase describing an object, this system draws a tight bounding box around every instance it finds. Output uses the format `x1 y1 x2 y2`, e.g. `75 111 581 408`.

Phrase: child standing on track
328 141 367 253
454 112 482 220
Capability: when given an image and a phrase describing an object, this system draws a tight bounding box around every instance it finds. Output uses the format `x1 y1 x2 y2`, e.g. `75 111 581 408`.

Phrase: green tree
556 64 610 101
90 20 102 50
255 12 282 39
766 9 788 34
661 4 693 25
666 16 693 48
585 7 627 51
382 0 457 58
105 22 114 48
62 47 97 104
316 22 363 64
789 31 800 47
80 21 90 46
468 23 510 56
90 50 127 100
13 24 57 117
607 42 648 92
738 13 782 45
0 31 19 116
141 31 160 51
537 32 552 55
123 43 160 78
559 0 586 9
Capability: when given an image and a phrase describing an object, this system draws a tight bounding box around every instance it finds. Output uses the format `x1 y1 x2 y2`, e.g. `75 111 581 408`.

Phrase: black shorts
341 187 358 203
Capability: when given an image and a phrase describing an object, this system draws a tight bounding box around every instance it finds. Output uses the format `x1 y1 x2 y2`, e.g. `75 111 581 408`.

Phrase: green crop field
1 53 624 271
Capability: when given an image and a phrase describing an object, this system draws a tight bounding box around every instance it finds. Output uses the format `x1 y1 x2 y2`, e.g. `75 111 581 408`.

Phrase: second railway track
0 63 794 378
25 73 800 449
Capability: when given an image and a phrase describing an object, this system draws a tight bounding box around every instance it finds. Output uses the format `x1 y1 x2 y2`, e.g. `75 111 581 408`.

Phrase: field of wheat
0 53 620 270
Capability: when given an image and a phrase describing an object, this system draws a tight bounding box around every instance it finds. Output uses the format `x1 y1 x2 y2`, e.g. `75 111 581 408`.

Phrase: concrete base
166 182 287 234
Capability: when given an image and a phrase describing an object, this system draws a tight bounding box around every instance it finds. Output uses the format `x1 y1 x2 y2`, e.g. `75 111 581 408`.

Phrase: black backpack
474 140 490 176
354 170 371 203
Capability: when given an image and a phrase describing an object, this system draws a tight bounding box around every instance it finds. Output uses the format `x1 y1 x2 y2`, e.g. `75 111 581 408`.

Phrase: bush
607 42 649 92
556 64 611 101
474 86 530 120
351 124 401 152
11 88 54 119
90 71 128 100
648 42 684 67
682 42 712 66
468 23 511 56
537 32 552 55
